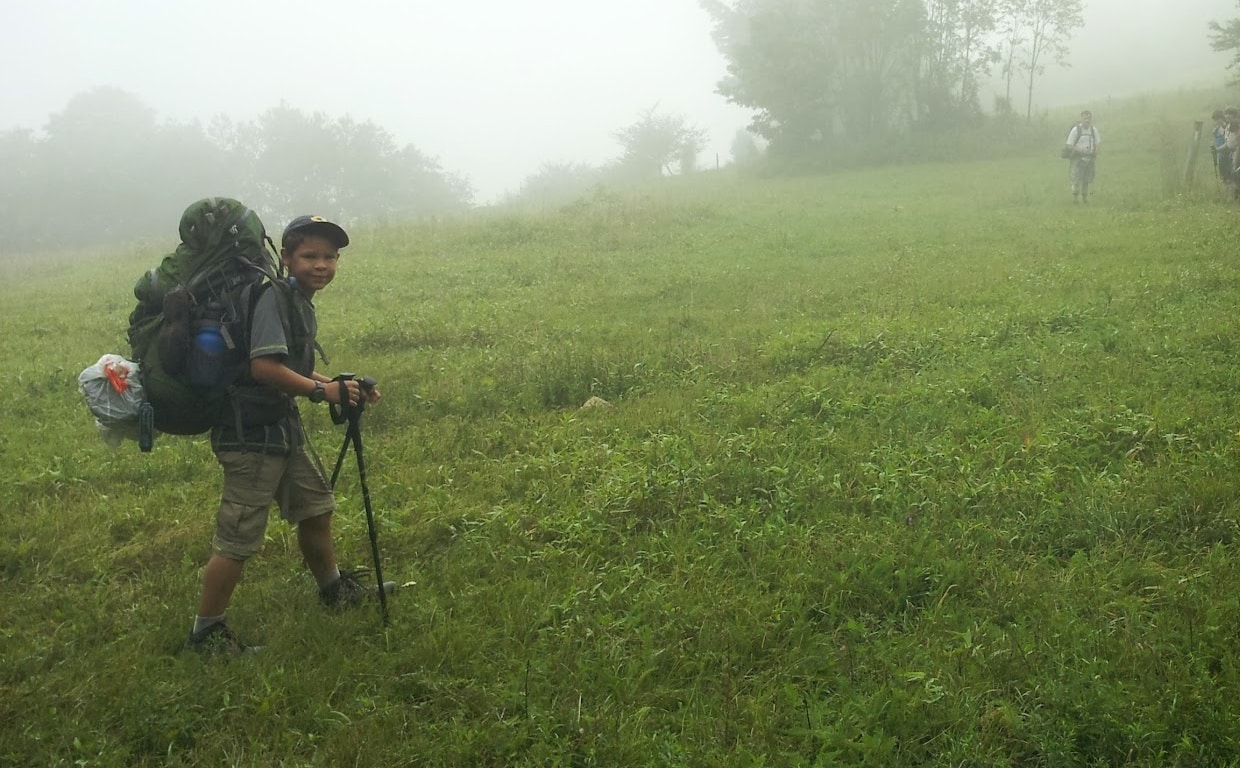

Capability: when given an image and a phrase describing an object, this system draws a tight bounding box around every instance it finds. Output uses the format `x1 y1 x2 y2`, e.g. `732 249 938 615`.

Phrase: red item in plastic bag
104 362 129 393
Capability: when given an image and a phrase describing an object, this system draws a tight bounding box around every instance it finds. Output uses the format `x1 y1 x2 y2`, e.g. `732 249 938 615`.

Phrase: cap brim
285 221 349 248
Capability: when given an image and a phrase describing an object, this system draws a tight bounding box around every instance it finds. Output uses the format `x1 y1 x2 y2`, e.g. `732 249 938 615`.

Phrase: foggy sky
1 0 1234 203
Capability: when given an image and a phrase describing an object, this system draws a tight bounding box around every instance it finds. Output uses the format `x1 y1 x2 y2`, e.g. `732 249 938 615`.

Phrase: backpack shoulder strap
267 279 329 368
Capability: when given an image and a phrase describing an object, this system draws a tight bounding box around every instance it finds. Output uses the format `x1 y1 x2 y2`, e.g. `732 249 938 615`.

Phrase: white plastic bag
78 355 145 446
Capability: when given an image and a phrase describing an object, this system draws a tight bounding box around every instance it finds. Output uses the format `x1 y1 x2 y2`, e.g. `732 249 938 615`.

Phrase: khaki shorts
213 449 335 560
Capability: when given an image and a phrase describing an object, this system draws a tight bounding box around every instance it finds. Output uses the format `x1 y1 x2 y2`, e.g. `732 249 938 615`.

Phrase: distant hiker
185 214 390 657
1222 107 1240 200
1064 110 1100 204
1212 109 1228 181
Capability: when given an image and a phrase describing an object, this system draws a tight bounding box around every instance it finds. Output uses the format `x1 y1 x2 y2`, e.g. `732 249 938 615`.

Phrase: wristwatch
309 381 326 403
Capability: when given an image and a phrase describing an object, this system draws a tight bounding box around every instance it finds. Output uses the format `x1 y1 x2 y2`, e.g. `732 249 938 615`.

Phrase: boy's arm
251 355 360 406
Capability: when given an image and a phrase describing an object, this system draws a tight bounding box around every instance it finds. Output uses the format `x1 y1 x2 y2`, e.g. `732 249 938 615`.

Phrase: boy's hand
322 375 381 407
326 378 362 407
359 377 382 404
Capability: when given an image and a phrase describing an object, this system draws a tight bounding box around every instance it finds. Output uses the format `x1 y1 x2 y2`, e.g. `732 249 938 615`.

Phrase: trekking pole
328 374 389 624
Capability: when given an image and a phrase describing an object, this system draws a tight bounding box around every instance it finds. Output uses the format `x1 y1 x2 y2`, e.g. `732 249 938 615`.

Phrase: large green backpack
127 197 282 435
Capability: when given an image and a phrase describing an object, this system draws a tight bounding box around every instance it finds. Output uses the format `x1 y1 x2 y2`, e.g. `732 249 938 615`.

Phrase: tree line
1 85 726 247
700 0 1085 158
0 87 473 251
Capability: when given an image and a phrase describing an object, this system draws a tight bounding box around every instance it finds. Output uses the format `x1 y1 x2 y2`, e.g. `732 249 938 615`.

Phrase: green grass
6 91 1240 765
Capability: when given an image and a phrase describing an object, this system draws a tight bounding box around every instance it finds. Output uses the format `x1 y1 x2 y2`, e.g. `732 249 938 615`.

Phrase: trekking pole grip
350 376 377 426
328 373 377 425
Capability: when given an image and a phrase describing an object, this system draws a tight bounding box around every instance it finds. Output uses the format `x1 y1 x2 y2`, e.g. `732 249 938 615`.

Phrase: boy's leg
279 449 342 589
186 452 279 652
198 553 245 617
280 449 395 607
302 510 396 608
297 511 339 584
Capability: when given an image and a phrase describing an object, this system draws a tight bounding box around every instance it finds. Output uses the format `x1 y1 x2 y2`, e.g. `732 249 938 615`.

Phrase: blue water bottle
187 319 226 387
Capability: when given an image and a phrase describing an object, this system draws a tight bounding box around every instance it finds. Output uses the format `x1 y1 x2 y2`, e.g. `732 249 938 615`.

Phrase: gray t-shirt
211 284 319 454
249 287 317 376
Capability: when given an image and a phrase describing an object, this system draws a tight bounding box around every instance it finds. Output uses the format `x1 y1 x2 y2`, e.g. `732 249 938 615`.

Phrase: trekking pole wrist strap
329 374 354 425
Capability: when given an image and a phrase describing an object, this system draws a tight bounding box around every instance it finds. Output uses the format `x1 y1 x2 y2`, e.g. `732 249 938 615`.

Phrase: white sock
193 614 225 634
317 568 342 589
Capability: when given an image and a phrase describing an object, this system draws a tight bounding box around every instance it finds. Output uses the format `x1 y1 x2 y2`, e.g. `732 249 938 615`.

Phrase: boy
185 214 390 656
1064 110 1100 204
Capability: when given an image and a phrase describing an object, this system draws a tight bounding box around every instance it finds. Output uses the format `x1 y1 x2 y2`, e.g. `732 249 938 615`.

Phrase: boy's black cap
282 215 349 248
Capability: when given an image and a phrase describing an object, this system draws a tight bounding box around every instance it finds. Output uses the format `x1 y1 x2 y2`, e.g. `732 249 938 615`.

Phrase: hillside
4 88 1240 766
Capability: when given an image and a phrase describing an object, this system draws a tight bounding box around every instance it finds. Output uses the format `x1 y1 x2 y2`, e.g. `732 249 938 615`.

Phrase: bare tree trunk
1003 43 1016 103
1024 39 1042 123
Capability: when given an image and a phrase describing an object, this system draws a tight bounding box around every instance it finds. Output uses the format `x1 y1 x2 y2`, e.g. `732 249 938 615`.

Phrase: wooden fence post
1185 120 1204 188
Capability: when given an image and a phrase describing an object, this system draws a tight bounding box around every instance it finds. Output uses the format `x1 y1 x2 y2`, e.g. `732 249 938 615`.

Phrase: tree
40 87 164 242
236 104 338 220
953 0 998 108
703 0 840 154
729 128 762 165
0 88 248 249
1 90 473 251
234 105 472 224
510 162 604 206
381 144 473 218
1209 3 1240 85
26 87 236 247
612 107 707 180
0 129 42 248
919 0 998 127
1008 0 1084 121
995 0 1024 111
702 0 925 155
831 0 924 137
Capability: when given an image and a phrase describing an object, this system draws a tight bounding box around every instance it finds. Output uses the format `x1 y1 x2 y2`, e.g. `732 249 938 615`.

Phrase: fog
1005 0 1235 108
1 0 1235 203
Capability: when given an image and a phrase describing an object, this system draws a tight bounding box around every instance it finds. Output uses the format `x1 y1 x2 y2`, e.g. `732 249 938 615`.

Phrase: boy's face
282 233 339 295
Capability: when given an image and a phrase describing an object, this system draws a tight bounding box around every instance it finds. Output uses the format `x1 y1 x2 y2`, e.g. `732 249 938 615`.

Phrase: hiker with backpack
184 212 390 656
1212 109 1228 183
1064 109 1100 204
1220 107 1240 201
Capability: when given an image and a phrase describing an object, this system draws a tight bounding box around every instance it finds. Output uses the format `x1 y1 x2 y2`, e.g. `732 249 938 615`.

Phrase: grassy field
6 91 1240 766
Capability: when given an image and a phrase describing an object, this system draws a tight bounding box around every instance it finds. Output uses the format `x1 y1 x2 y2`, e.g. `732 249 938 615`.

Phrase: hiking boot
184 620 258 658
319 568 396 610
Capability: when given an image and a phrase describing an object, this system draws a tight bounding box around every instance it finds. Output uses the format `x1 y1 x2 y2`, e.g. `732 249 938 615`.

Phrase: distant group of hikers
1212 106 1240 199
1063 106 1240 204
